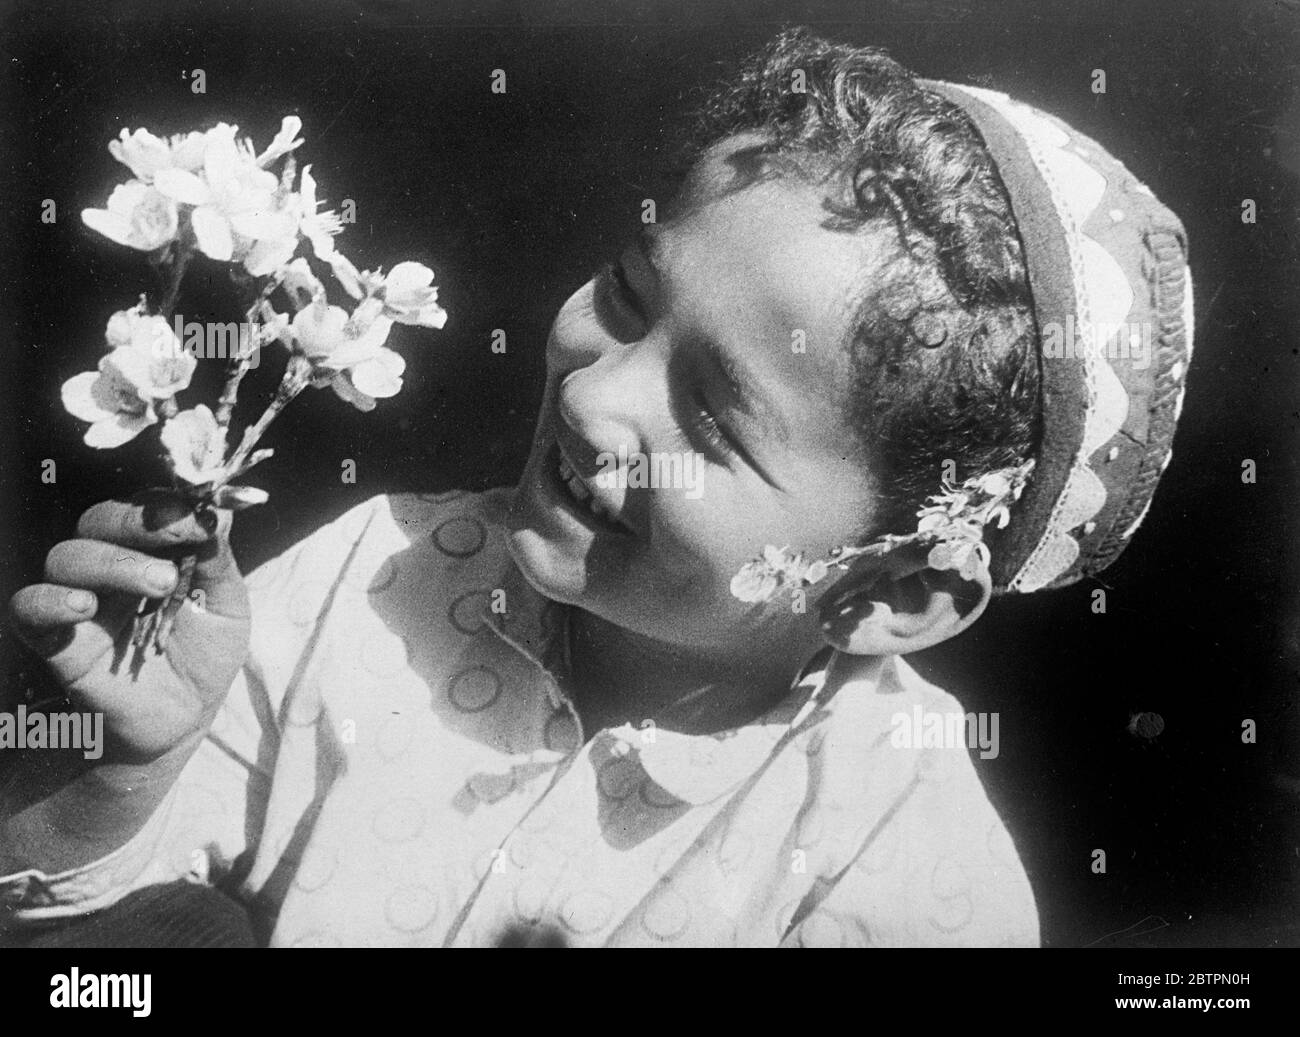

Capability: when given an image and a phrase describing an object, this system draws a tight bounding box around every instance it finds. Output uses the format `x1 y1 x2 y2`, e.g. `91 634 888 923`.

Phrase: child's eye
689 390 735 458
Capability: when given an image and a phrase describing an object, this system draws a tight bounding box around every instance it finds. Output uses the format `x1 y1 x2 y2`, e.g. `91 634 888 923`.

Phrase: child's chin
504 526 591 607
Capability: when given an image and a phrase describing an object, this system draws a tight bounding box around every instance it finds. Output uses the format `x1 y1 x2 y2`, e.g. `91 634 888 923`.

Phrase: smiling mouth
545 439 633 537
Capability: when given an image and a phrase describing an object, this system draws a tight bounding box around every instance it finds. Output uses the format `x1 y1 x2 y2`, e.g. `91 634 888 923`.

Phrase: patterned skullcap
919 80 1195 593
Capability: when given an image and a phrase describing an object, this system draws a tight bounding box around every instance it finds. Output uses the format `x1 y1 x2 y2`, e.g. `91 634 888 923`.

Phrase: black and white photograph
0 0 1295 1003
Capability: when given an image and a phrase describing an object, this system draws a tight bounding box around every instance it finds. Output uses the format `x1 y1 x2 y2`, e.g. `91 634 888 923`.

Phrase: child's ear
816 544 992 656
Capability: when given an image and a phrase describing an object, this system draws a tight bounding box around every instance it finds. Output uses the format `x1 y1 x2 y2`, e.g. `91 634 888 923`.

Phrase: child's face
507 135 888 656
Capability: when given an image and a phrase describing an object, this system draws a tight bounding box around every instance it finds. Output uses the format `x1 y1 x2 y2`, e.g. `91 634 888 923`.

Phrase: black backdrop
2 0 1297 947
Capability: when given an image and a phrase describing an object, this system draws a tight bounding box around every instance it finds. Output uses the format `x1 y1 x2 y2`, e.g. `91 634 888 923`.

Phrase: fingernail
146 562 177 593
66 589 94 612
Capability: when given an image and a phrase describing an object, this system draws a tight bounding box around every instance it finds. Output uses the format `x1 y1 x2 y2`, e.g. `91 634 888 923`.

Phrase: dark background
2 0 1297 947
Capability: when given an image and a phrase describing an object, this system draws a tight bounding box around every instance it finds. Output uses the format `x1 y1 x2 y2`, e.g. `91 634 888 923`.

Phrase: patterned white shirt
1 489 1039 947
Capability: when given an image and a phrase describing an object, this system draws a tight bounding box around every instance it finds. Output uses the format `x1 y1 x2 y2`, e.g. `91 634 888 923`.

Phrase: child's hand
8 492 251 762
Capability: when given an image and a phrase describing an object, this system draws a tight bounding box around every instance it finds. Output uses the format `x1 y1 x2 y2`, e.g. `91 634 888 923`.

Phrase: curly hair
687 28 1042 541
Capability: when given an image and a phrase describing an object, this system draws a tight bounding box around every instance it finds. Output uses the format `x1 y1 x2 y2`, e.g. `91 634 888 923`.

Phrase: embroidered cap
920 80 1195 593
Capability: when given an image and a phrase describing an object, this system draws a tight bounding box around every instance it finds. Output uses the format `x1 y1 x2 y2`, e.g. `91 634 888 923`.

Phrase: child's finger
75 494 216 552
44 539 178 598
7 583 130 664
185 508 247 611
9 583 99 632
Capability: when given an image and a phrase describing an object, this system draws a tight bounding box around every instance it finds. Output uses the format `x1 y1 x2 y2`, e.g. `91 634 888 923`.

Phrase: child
1 28 1192 947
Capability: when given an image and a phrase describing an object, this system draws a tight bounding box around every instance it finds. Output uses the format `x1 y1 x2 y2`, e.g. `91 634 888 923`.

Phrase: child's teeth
556 450 622 529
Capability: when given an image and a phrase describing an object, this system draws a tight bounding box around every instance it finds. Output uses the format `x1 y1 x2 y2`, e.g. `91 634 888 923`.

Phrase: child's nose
556 345 661 458
557 373 640 462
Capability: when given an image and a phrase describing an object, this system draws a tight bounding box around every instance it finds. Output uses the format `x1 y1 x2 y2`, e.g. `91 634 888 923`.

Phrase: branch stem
158 243 192 320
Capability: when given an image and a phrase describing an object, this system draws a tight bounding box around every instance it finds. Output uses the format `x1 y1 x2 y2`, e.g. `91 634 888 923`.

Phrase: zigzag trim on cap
924 81 1193 593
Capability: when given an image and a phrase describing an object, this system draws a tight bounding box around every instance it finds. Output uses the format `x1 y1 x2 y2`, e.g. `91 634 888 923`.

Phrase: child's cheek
646 518 745 607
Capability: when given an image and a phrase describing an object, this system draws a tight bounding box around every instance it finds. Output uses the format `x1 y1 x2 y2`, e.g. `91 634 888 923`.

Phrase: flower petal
330 373 377 412
153 167 212 206
104 308 140 350
191 206 234 261
324 316 394 370
161 404 225 484
201 124 243 188
108 129 172 180
256 115 304 167
730 564 779 603
168 131 207 171
299 165 319 209
101 180 151 213
80 208 135 248
212 484 270 509
93 183 179 251
280 257 325 309
85 410 155 449
229 208 297 242
384 261 434 296
243 234 297 278
394 301 448 329
927 543 954 570
348 349 405 398
291 303 349 360
61 371 115 422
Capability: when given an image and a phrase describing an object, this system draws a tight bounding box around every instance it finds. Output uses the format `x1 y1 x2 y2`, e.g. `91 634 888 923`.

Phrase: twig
216 276 284 429
221 353 312 480
158 242 192 320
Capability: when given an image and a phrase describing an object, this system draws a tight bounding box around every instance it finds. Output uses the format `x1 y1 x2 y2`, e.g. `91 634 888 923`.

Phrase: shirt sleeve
0 496 388 927
781 735 1040 949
